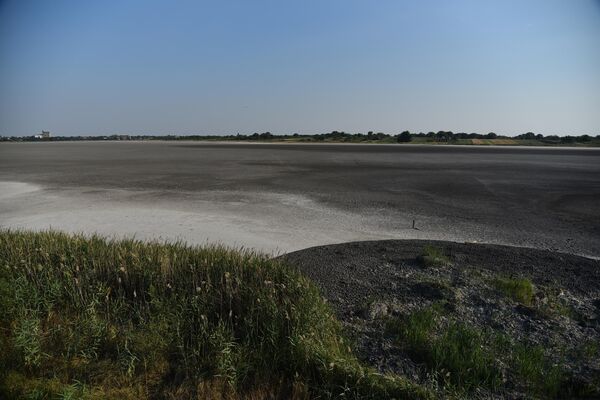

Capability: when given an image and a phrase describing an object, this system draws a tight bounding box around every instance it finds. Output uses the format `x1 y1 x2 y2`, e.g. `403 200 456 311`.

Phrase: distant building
35 131 51 139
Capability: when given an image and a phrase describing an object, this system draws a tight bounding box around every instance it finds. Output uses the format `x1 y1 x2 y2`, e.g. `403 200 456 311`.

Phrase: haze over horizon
1 0 599 137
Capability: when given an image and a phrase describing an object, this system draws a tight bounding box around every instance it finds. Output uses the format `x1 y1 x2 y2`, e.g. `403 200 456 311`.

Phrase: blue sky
1 0 599 136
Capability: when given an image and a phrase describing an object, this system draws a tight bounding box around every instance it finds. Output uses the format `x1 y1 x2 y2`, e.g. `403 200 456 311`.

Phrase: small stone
366 302 389 319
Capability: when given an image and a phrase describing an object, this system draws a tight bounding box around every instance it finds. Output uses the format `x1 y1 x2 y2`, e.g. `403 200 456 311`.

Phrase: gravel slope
282 240 600 398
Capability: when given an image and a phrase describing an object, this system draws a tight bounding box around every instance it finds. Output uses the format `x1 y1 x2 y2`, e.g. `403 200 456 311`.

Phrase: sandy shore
0 181 411 255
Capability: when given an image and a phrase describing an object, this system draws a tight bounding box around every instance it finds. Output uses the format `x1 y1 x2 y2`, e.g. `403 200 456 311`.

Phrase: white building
35 131 51 139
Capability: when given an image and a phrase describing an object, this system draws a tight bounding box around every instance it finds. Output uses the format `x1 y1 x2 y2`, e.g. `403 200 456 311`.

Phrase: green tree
397 131 412 143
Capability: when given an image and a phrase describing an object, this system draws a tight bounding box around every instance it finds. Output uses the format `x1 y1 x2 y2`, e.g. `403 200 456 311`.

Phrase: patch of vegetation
386 305 590 397
536 288 578 319
411 280 455 302
513 344 568 398
492 276 535 306
0 230 430 400
417 245 451 268
386 305 501 392
578 340 600 359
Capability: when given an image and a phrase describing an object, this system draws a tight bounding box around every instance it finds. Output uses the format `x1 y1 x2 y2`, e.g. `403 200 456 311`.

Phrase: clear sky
1 0 599 136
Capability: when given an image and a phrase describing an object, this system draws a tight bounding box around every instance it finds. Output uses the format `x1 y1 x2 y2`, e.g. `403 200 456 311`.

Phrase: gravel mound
282 240 600 398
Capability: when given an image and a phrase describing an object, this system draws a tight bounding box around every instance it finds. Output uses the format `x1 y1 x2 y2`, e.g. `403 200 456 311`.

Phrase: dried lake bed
1 141 599 257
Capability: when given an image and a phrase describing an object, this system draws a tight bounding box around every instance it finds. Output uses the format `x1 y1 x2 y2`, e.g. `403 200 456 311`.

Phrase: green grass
578 340 600 359
513 344 567 398
492 277 535 306
386 304 592 398
386 305 502 392
0 230 429 400
417 245 451 268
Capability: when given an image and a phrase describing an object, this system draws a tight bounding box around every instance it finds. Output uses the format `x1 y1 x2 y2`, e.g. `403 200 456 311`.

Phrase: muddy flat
0 141 599 256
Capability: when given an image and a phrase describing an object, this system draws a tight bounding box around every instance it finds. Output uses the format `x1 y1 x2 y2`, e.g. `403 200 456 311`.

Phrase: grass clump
513 344 567 398
0 229 429 399
386 304 591 398
386 305 501 392
417 245 451 268
492 277 535 306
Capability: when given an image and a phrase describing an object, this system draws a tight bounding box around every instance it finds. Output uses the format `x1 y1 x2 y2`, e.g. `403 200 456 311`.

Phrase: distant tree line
1 131 598 144
514 132 594 143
